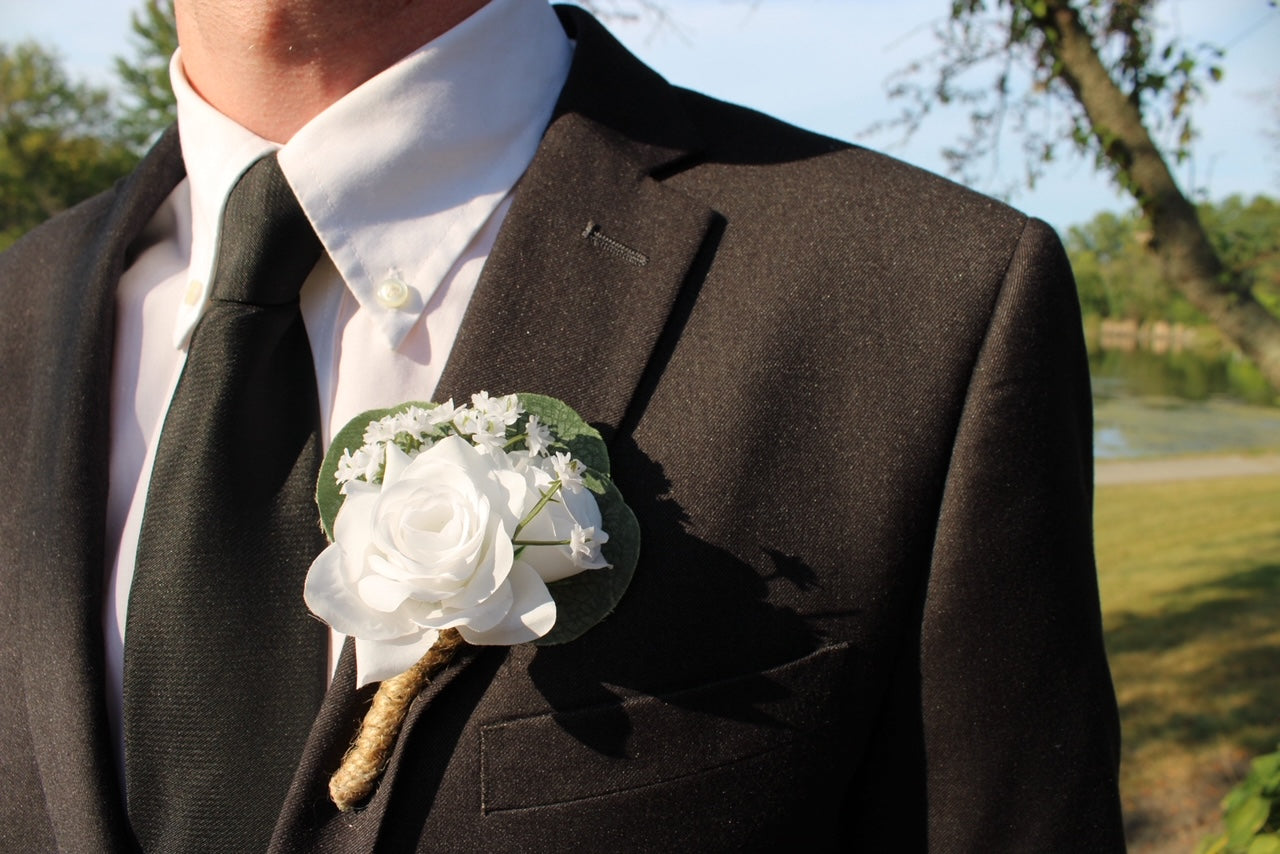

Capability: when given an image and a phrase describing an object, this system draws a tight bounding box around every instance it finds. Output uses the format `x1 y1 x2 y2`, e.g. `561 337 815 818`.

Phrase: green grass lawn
1096 473 1280 851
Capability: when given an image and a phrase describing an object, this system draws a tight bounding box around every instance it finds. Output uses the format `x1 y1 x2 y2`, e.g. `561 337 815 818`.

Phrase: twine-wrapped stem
328 628 466 811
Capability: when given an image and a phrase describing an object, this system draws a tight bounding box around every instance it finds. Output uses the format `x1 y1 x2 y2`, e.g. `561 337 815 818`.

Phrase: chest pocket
479 642 855 814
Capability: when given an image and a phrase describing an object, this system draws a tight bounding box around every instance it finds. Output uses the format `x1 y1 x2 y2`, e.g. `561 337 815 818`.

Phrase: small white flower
363 415 400 445
394 405 435 439
525 414 553 456
569 524 610 569
494 394 522 425
334 448 362 486
335 445 381 490
428 399 457 427
452 404 480 437
473 391 522 427
469 419 508 452
549 452 585 493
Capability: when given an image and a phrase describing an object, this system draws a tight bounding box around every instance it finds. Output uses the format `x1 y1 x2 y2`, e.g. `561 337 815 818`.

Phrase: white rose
305 435 559 687
514 460 611 582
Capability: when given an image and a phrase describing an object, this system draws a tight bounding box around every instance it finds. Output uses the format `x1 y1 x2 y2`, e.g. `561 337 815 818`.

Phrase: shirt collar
172 0 573 349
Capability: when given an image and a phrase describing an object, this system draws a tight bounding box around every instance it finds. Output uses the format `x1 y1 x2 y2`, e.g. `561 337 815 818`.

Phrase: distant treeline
1 1 175 250
1067 195 1280 326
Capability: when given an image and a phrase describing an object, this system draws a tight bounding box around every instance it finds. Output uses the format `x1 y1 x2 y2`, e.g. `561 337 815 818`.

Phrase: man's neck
175 0 491 143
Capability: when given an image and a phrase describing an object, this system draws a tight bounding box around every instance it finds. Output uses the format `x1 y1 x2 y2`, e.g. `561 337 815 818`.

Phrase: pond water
1089 347 1280 459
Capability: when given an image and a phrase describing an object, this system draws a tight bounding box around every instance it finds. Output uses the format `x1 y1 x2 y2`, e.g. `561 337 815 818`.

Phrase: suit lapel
433 7 719 436
275 8 721 846
434 110 717 428
17 129 185 853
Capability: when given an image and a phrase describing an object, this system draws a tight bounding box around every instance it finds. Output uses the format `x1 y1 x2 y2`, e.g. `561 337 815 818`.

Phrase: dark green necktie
124 154 329 852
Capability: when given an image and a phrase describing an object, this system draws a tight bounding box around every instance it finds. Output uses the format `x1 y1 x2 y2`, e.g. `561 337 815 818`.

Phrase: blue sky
6 0 1278 231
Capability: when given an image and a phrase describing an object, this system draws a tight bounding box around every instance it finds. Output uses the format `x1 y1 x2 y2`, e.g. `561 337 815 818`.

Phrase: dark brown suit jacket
0 7 1124 851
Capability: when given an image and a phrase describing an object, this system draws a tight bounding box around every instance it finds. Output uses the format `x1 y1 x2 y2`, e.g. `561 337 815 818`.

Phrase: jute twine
328 628 466 811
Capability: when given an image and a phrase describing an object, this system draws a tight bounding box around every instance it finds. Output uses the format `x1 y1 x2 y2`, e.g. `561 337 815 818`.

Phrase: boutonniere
304 393 639 811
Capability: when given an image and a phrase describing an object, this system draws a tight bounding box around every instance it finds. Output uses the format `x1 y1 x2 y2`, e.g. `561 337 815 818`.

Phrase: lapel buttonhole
581 221 648 267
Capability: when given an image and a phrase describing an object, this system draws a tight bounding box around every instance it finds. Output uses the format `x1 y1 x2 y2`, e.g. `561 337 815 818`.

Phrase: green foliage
113 0 177 151
0 42 138 250
1 1 178 250
1066 209 1156 318
1066 207 1202 321
1199 196 1280 313
1198 746 1280 854
874 0 1223 196
1066 195 1280 324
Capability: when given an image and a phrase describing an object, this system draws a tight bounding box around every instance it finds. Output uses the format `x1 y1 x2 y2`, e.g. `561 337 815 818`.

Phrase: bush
1199 746 1280 854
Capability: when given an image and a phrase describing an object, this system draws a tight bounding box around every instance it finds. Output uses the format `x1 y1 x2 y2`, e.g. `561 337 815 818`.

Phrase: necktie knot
212 155 323 306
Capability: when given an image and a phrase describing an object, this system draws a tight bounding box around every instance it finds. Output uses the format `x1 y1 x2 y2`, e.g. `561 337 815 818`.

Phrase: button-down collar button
183 280 204 306
375 277 411 309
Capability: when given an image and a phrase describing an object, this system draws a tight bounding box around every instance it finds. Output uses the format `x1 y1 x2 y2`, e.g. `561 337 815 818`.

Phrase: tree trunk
1038 0 1280 392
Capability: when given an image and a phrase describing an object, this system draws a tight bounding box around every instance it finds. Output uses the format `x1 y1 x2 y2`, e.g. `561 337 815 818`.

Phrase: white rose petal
457 560 556 646
355 568 414 613
354 628 441 687
304 540 417 642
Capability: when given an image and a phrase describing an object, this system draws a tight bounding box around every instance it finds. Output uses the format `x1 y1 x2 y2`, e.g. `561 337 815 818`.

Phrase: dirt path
1095 453 1280 485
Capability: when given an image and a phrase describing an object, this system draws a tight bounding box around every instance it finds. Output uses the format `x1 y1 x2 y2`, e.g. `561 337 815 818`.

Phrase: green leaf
536 476 640 646
1228 796 1273 850
1227 784 1257 813
1251 751 1280 783
518 393 610 476
1196 833 1228 854
1249 835 1280 854
315 402 430 539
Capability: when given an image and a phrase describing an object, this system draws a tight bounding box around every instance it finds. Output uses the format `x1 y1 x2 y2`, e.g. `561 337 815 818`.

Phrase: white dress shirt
104 0 573 764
